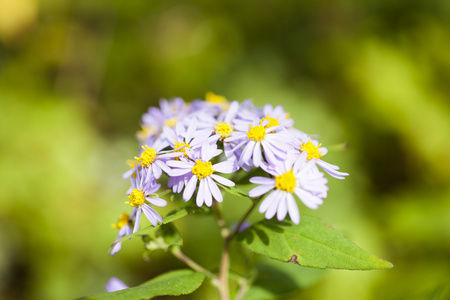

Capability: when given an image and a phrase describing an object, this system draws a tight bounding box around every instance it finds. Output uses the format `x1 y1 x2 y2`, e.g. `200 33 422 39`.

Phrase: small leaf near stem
149 189 172 198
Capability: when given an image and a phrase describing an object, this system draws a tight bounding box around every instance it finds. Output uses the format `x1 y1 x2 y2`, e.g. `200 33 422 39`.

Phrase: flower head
110 212 132 255
123 141 177 179
248 152 328 224
126 168 167 233
293 137 349 180
167 142 236 207
225 117 294 167
139 97 189 144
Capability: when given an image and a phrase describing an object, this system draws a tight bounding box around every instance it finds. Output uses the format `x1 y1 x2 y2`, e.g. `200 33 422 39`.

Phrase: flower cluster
111 93 348 253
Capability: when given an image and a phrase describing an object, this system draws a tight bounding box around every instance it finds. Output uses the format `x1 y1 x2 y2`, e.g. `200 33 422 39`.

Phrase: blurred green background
1 0 449 299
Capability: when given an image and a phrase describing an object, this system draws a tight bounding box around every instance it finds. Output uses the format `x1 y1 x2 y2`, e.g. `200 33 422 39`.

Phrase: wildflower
293 137 349 179
248 152 328 224
204 91 230 112
139 98 189 144
163 118 212 159
194 100 240 142
225 118 293 167
122 140 178 179
167 142 235 207
126 168 167 233
110 212 133 255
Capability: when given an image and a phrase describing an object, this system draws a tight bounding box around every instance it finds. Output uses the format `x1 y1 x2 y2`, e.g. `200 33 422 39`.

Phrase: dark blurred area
1 0 449 299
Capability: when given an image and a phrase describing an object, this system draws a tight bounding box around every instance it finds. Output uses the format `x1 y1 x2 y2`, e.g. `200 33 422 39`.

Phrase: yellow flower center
206 91 227 103
136 145 157 167
111 213 130 230
164 117 178 128
300 139 324 161
275 170 296 193
261 116 280 128
191 160 214 180
214 122 234 140
127 188 146 207
136 125 157 141
247 124 266 141
126 159 139 169
173 141 191 158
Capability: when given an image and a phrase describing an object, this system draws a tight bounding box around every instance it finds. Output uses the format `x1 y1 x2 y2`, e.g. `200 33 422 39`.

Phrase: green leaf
217 183 252 199
81 269 205 299
113 206 208 248
143 223 183 251
150 189 172 198
244 259 326 300
162 206 210 225
237 215 393 270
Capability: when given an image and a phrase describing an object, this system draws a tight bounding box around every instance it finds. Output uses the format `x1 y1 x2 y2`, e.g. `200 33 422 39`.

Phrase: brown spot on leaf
326 224 335 230
286 254 299 264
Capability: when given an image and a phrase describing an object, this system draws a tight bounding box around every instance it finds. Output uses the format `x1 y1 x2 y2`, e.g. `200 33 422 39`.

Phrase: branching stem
215 197 263 300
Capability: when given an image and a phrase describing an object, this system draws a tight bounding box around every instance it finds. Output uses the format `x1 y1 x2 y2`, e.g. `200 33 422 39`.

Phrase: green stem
233 277 249 300
230 196 262 239
171 247 217 283
214 197 263 300
213 203 231 300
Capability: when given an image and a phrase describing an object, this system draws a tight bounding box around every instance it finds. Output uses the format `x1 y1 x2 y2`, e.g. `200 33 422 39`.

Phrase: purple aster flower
292 137 349 179
167 142 235 207
188 92 228 119
138 97 189 144
163 118 212 159
224 118 293 167
126 168 167 233
110 212 133 255
194 100 241 142
106 277 128 292
122 140 178 179
248 152 328 224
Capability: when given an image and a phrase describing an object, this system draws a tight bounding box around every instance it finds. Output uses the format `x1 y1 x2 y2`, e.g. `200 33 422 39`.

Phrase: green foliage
115 206 209 245
409 280 450 300
244 259 326 300
2 0 449 298
142 223 183 252
237 216 393 270
81 270 205 299
217 183 252 199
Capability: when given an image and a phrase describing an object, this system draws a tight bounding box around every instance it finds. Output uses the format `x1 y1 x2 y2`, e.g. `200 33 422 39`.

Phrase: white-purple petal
171 168 192 177
146 197 167 207
183 175 198 201
286 193 300 224
249 176 275 185
253 142 262 167
203 180 213 207
211 174 235 187
207 177 222 202
133 209 141 233
213 161 235 174
142 204 158 226
277 194 288 221
259 191 277 213
196 180 206 207
240 141 255 166
248 184 274 198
